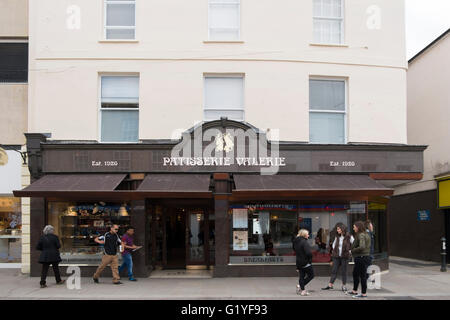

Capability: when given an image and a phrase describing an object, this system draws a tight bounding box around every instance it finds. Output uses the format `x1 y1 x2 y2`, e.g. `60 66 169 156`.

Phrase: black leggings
352 256 371 294
40 263 62 285
298 266 315 290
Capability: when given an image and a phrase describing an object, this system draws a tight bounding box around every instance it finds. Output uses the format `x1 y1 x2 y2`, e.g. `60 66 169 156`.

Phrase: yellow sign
368 202 387 210
0 148 8 166
438 179 450 209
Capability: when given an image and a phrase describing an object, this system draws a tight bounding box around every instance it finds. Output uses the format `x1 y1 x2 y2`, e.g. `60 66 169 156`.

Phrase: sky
405 0 450 60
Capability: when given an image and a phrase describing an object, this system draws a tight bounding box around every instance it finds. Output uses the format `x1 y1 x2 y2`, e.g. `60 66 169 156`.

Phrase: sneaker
296 285 301 294
342 286 348 293
129 277 137 281
40 284 47 288
113 281 123 285
321 285 333 290
93 278 99 284
56 280 66 285
352 294 368 299
300 290 310 296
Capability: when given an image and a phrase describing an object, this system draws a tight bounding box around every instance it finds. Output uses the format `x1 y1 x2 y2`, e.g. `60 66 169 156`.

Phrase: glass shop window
0 197 22 263
228 202 367 264
47 201 131 265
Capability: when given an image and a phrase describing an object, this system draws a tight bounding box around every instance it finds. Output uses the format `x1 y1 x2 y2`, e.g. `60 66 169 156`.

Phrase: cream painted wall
0 0 28 37
395 32 450 196
28 0 407 143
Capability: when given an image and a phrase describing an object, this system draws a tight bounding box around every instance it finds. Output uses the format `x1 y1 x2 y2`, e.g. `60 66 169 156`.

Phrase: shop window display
228 202 367 265
48 202 131 265
0 197 22 263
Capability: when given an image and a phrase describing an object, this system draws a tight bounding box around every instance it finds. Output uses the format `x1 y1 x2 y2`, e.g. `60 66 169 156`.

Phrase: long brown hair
353 221 366 234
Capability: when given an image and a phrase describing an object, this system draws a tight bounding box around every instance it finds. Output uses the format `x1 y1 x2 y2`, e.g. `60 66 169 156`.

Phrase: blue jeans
118 254 133 278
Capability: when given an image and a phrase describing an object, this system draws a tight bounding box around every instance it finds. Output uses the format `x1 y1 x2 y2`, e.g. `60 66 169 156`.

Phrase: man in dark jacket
36 225 65 288
293 229 314 296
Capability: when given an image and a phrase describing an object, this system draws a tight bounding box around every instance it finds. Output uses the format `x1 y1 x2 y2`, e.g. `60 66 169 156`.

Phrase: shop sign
417 210 431 222
229 256 296 264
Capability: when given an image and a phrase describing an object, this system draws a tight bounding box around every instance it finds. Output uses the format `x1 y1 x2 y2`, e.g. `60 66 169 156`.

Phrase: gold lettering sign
0 148 8 166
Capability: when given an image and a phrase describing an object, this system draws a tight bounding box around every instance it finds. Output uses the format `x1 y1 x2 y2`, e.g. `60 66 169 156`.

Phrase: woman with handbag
347 221 372 298
321 223 354 293
36 225 65 288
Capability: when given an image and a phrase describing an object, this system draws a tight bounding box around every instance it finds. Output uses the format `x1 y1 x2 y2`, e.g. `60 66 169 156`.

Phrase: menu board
233 231 248 251
233 208 248 229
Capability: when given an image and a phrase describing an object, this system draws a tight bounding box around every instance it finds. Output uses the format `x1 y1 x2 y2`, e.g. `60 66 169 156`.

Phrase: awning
137 174 212 198
232 174 393 198
13 174 127 198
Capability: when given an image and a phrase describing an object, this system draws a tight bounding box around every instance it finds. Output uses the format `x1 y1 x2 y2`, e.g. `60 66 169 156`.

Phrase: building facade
15 0 426 277
0 0 29 270
389 29 450 263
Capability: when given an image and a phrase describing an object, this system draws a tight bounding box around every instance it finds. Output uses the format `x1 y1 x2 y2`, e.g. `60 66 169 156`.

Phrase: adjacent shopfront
14 120 426 277
0 148 23 266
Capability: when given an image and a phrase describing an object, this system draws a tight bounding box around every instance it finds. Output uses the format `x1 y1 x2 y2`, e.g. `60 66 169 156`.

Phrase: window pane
106 28 135 40
313 19 342 44
313 0 342 18
209 28 239 41
102 76 139 104
310 80 345 111
106 4 135 26
204 110 244 121
205 77 243 109
309 112 345 144
0 43 28 83
101 110 139 142
209 4 239 28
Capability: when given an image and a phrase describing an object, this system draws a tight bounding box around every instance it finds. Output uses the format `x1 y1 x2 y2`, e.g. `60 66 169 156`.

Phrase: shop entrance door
157 206 211 269
164 208 186 269
186 209 209 267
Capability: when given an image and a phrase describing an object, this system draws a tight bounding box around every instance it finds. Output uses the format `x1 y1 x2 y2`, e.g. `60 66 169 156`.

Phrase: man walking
118 226 142 281
93 224 122 285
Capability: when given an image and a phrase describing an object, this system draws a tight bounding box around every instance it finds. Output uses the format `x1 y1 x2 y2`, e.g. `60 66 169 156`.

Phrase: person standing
348 221 371 298
322 223 354 293
36 225 65 288
93 224 122 285
118 226 142 281
365 220 375 265
293 229 314 296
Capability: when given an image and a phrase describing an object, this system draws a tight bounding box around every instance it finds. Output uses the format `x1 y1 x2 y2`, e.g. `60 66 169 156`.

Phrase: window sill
98 40 139 43
309 43 348 48
203 40 245 44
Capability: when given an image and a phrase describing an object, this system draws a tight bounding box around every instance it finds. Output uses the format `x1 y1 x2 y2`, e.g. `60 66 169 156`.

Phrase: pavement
0 256 449 300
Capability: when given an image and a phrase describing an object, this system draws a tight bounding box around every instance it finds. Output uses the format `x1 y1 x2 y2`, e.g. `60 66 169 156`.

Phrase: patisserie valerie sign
165 128 285 175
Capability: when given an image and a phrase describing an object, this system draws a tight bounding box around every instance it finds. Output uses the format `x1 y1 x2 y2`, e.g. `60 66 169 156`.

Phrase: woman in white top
321 223 354 293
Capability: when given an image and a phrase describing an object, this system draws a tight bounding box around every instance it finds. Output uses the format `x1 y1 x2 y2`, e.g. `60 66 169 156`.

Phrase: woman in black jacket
36 225 65 288
293 229 314 296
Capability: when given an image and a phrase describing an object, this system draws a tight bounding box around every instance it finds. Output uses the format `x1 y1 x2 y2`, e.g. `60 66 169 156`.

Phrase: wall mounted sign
417 210 431 222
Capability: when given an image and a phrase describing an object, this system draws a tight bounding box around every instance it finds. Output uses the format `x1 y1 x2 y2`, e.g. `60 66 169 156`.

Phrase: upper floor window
313 0 344 44
208 0 240 41
100 75 139 142
204 75 244 121
104 0 136 40
0 43 28 83
309 79 346 144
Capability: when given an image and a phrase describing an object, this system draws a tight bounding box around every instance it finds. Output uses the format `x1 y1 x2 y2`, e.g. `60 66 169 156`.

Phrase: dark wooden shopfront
14 119 427 278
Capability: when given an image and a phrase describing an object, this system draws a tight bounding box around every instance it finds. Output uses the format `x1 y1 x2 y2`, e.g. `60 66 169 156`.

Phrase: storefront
0 148 23 266
14 120 426 277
